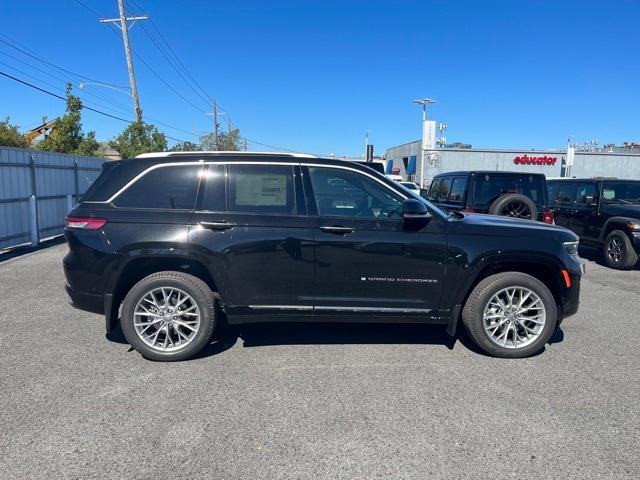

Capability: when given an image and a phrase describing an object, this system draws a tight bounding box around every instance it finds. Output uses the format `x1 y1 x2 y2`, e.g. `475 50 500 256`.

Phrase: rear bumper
65 284 104 315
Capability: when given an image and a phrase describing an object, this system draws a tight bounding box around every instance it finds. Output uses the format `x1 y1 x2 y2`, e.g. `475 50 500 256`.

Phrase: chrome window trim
85 160 407 204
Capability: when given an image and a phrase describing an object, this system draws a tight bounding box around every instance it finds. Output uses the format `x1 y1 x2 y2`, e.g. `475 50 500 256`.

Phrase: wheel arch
105 256 220 332
447 254 564 336
600 217 637 241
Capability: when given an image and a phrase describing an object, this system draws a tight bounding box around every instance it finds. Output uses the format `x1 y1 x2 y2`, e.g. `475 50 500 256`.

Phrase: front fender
599 216 637 241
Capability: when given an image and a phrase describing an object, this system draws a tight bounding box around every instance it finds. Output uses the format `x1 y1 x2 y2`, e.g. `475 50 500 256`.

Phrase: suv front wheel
462 272 557 358
121 271 217 361
604 230 638 270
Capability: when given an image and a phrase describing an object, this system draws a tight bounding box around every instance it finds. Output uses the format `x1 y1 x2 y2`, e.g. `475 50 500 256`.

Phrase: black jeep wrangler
428 171 554 224
548 178 640 269
64 152 582 361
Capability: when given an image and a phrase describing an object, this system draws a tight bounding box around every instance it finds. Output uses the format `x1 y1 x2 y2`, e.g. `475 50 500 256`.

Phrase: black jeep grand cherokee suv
64 152 582 361
548 178 640 269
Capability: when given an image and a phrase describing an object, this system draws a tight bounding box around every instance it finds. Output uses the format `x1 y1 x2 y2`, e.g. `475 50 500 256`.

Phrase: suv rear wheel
462 272 557 358
604 230 638 270
121 271 216 361
489 193 538 220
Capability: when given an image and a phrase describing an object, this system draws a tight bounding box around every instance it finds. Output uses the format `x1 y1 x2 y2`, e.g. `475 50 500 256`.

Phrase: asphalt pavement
0 243 638 479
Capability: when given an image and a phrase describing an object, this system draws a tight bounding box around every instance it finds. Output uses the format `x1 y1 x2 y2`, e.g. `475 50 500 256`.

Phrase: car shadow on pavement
106 320 565 360
232 322 458 350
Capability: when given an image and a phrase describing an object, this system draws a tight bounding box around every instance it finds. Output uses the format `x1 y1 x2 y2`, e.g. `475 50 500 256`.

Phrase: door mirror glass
402 199 431 220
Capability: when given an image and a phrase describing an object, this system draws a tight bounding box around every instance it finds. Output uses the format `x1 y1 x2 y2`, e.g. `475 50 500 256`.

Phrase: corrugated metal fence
0 147 104 250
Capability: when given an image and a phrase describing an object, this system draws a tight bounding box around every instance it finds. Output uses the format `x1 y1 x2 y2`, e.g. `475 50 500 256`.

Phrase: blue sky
0 0 638 156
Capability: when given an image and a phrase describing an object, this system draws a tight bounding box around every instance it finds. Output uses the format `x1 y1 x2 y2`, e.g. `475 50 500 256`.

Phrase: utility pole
100 0 148 123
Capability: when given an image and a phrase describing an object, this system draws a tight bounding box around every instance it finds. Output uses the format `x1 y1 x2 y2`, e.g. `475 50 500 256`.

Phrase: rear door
303 164 447 319
571 181 598 239
189 162 315 319
551 182 577 230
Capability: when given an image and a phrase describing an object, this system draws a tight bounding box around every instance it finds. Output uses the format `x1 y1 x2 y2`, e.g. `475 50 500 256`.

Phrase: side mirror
585 195 596 205
402 198 432 220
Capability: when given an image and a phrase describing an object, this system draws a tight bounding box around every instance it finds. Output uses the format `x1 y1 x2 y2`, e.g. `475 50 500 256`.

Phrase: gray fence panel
0 147 105 250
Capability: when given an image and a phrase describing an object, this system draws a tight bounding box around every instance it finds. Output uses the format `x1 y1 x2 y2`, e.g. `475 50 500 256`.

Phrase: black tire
489 193 538 220
121 271 216 361
603 230 638 270
462 272 557 358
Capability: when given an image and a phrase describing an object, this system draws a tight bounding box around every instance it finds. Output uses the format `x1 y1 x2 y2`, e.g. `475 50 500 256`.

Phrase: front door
190 162 315 320
303 165 447 319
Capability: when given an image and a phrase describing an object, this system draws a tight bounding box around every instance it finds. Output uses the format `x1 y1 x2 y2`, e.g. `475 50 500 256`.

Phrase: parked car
64 152 582 361
547 178 640 269
428 171 554 224
399 181 420 192
386 173 403 182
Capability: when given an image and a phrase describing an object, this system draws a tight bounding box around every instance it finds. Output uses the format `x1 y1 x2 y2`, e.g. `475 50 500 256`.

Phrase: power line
127 0 213 105
0 34 127 89
0 70 189 143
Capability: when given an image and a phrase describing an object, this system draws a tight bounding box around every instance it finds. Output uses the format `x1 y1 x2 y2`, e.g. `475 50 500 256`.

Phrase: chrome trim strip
315 306 431 313
248 305 314 311
85 160 407 204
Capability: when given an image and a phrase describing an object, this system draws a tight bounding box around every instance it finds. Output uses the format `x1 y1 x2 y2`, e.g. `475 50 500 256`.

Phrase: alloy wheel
483 286 546 349
133 287 201 352
502 201 532 219
607 236 624 264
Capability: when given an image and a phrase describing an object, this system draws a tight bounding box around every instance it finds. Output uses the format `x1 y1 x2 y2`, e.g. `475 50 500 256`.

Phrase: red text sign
514 155 557 165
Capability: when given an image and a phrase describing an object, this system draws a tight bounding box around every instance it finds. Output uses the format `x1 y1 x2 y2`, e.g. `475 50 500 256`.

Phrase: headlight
627 223 640 231
563 241 579 255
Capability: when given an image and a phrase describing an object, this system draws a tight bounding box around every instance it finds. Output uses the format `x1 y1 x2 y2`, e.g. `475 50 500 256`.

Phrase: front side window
114 165 201 209
601 181 640 203
308 167 404 219
227 164 296 215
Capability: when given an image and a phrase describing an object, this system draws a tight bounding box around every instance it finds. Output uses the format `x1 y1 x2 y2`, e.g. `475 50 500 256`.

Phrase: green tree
200 128 241 151
39 83 99 156
0 117 29 148
110 121 167 158
169 140 201 152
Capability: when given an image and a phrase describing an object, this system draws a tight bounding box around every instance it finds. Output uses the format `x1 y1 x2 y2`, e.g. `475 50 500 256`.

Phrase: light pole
413 98 436 187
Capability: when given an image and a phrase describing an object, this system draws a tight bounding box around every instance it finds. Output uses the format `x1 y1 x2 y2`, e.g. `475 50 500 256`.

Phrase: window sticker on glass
236 174 287 206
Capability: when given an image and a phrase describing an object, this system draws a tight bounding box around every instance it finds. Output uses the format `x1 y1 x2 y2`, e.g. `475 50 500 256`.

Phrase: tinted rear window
472 174 546 205
113 165 201 209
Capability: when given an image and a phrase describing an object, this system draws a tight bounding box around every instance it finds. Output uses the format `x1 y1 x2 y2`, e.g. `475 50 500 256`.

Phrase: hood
448 212 578 241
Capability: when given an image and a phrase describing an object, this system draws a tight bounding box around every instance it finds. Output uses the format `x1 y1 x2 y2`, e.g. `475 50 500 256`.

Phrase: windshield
601 181 640 202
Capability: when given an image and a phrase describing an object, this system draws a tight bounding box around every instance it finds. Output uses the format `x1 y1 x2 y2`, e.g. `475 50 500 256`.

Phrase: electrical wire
0 70 189 143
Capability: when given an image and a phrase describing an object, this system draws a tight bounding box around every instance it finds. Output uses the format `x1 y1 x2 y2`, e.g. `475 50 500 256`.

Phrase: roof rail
135 151 316 159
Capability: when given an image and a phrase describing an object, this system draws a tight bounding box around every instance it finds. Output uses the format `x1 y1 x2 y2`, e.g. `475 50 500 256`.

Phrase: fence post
74 159 79 204
66 194 74 214
28 195 39 246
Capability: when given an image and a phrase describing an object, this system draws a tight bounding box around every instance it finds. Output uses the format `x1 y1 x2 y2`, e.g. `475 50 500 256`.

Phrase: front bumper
560 268 581 321
632 232 640 249
65 284 105 315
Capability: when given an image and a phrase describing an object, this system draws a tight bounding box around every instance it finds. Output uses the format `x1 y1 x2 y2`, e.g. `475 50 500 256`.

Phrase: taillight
542 211 554 224
462 208 476 213
65 217 107 230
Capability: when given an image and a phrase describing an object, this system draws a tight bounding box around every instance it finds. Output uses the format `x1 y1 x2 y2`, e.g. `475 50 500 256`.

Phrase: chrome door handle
200 221 235 230
320 226 354 234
